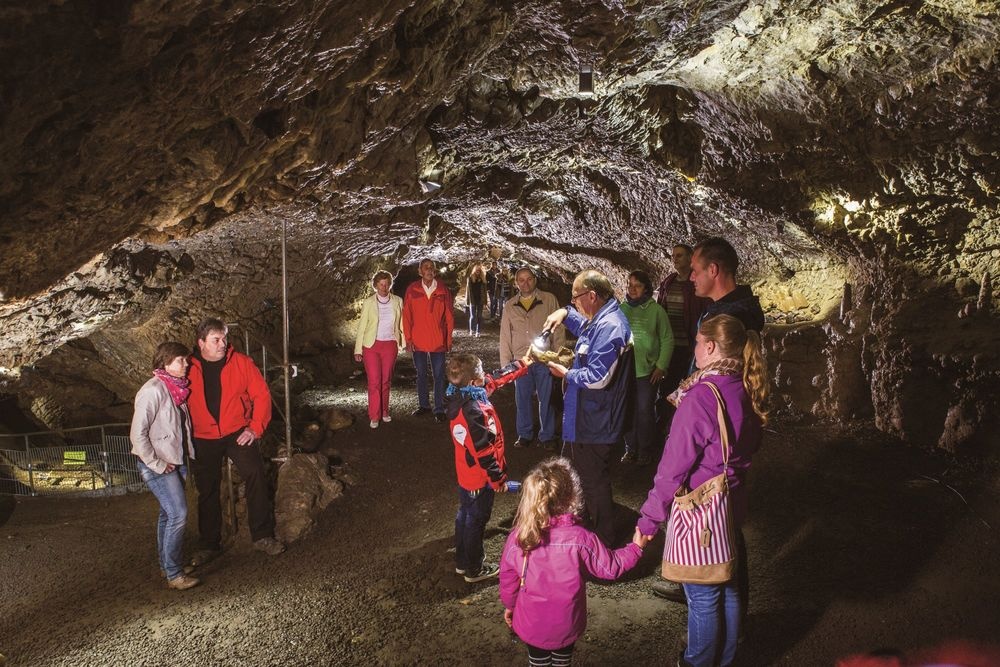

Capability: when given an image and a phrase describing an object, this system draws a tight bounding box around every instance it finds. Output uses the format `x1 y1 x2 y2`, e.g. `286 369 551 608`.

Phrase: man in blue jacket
544 269 633 546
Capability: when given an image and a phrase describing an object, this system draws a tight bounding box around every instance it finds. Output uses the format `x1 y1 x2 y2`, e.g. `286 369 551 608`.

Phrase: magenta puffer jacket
499 514 642 650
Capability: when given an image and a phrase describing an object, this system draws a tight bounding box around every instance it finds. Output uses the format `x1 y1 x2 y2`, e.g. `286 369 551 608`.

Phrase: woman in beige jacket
354 270 406 428
130 341 199 590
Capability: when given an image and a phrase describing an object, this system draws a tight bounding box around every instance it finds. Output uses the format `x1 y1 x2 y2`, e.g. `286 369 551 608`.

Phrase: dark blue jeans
625 375 656 458
455 485 495 573
413 350 447 414
468 304 483 334
514 361 556 442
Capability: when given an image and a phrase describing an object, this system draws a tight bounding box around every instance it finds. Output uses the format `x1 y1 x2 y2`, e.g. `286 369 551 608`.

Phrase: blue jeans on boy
413 350 446 415
514 361 555 442
682 581 740 667
455 485 495 573
137 460 189 580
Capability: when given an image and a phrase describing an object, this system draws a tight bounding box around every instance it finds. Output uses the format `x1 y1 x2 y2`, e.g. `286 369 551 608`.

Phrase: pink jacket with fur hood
499 514 641 650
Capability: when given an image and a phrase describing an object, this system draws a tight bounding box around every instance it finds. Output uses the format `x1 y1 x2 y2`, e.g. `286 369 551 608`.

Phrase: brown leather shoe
167 574 201 590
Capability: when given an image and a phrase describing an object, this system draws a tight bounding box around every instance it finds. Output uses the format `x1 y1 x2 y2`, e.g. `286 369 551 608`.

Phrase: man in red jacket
187 318 285 564
402 258 455 422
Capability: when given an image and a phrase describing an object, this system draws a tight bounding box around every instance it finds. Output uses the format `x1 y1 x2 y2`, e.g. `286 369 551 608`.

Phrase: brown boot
167 574 201 590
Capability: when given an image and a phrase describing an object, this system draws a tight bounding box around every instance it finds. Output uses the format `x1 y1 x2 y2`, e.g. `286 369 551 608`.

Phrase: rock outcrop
0 0 997 451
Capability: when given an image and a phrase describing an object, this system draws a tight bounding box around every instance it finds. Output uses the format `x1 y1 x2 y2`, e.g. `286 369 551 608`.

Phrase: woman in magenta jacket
499 457 647 664
636 314 769 667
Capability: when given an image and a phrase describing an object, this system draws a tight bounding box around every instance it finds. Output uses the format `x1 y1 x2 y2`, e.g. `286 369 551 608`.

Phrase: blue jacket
562 299 634 444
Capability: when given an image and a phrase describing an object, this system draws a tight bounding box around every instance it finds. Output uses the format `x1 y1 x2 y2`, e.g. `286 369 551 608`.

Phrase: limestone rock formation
0 0 997 452
274 452 345 543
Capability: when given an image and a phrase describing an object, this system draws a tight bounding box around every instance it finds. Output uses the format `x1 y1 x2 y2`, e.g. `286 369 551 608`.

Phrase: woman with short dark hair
354 270 405 428
130 341 199 590
620 270 674 465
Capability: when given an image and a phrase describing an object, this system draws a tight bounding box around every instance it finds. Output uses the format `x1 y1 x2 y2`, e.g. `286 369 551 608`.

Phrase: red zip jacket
402 279 454 352
447 361 529 491
188 348 272 440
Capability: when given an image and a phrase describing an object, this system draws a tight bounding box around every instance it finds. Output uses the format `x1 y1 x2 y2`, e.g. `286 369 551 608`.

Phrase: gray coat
130 376 195 473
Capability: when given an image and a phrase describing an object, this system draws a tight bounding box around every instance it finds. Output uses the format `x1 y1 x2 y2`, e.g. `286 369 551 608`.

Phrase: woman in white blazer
130 341 199 590
354 270 406 428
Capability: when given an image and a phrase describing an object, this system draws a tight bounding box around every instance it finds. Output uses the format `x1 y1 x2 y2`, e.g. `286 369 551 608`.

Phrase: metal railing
0 424 144 497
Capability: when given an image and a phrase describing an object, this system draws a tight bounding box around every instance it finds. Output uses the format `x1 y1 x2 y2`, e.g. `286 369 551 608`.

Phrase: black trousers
192 431 274 547
562 441 614 546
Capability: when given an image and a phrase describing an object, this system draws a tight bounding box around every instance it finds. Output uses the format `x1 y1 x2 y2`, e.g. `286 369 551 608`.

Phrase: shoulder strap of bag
702 381 731 470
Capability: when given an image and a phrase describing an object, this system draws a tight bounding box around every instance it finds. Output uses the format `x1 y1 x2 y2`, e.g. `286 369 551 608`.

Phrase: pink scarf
153 369 191 406
666 357 743 407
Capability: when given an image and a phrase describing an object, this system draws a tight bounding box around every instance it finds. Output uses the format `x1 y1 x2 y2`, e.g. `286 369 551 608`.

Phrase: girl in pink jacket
499 457 647 665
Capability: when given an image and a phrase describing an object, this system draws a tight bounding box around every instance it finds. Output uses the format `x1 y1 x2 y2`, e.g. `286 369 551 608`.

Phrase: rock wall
0 0 998 451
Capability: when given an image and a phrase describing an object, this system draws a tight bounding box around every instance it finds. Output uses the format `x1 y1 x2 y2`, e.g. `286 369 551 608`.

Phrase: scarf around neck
666 357 743 407
446 383 488 404
153 369 191 406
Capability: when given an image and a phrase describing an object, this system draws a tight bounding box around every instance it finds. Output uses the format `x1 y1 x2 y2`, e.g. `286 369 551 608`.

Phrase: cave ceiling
0 0 998 441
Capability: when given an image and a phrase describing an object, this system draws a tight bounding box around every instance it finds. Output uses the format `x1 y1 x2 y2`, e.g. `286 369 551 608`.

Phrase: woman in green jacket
620 270 674 465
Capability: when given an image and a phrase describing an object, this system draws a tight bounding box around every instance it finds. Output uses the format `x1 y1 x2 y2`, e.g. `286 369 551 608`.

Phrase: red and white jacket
446 361 529 491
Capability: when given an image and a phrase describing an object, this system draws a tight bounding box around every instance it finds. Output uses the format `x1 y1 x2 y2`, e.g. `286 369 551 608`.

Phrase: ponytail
742 330 770 425
513 457 583 552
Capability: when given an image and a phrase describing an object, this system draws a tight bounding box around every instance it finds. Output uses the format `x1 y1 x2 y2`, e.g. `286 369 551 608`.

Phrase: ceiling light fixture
579 64 594 96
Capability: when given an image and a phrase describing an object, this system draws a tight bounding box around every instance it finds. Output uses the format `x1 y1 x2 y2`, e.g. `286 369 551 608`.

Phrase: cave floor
1 319 999 666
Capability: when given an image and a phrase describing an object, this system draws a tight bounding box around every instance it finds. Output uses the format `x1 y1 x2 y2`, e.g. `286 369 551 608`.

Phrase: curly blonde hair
512 457 584 552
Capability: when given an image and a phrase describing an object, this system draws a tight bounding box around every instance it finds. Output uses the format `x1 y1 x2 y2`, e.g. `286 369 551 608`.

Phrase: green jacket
620 298 674 378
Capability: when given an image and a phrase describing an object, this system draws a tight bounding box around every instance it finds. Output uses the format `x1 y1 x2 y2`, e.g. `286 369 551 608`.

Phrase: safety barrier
0 424 145 497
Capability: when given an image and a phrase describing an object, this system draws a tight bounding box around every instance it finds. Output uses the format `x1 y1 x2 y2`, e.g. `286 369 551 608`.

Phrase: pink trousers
362 339 398 421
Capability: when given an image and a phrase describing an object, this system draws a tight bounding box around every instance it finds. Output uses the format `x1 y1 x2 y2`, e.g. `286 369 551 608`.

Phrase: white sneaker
369 420 379 429
382 415 392 423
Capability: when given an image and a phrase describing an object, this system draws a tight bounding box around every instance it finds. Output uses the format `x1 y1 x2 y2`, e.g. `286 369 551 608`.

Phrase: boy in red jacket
445 352 530 582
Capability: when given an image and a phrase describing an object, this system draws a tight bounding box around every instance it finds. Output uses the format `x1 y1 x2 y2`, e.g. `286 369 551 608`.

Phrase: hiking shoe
538 439 559 451
512 437 532 448
455 567 466 575
167 574 201 590
382 414 392 423
253 537 286 556
621 450 637 464
434 412 447 423
188 548 221 568
160 564 196 577
652 579 687 604
369 419 379 429
412 407 432 416
464 563 500 583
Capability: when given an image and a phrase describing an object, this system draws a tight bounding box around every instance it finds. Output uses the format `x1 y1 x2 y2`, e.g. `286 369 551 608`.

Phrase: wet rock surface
0 7 998 441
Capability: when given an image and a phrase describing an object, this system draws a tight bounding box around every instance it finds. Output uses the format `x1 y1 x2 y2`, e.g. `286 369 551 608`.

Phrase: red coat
402 280 454 352
188 348 272 440
446 361 528 491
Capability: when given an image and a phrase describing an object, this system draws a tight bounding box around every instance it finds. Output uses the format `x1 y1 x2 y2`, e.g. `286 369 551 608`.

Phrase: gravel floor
1 318 999 666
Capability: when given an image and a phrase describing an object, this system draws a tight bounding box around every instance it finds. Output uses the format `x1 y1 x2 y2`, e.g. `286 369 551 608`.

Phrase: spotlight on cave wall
579 65 594 96
419 180 442 194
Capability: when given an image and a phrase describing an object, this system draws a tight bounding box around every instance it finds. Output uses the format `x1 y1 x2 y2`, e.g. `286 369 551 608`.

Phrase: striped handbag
661 381 737 585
